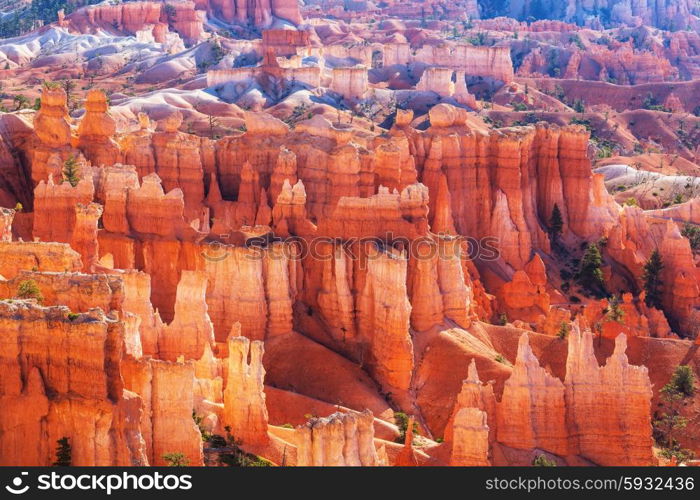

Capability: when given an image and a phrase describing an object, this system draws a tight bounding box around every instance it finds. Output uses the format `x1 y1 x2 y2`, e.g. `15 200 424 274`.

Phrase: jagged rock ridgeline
65 0 303 38
445 324 654 466
23 88 700 340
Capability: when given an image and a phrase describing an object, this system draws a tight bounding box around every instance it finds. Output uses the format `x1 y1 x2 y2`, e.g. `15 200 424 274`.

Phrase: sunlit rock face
0 1 697 467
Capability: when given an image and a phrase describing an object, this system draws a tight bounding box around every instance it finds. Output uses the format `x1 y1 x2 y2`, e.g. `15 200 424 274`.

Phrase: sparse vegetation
216 426 272 466
642 92 670 112
13 94 29 111
511 101 528 112
653 366 696 464
569 34 584 50
512 112 539 126
62 155 80 187
569 117 592 130
548 203 563 243
681 224 700 254
576 243 607 297
61 79 76 105
394 412 419 443
193 411 212 442
283 103 311 129
667 365 695 398
604 295 625 323
53 437 72 466
467 31 489 46
163 452 189 466
532 454 556 466
16 279 43 303
557 321 570 339
642 250 664 309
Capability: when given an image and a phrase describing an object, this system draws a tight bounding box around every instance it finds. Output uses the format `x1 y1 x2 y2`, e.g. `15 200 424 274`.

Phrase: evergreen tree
653 366 696 464
53 437 71 466
13 95 28 111
61 79 75 101
667 365 695 397
62 155 80 187
605 295 625 323
557 321 570 339
577 242 606 297
642 250 664 309
681 223 700 253
548 203 564 242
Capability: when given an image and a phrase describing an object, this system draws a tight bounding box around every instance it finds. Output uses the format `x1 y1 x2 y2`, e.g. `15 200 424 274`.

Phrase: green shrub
532 454 556 466
511 101 528 112
394 412 419 443
192 411 212 442
163 452 188 466
218 426 271 467
16 279 43 303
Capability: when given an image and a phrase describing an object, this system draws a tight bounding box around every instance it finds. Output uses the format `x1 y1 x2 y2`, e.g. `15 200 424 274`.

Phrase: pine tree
667 365 695 397
62 155 80 187
577 242 606 297
642 249 664 309
53 437 71 466
605 295 625 323
61 79 76 103
653 366 696 464
557 321 570 339
548 203 564 242
13 94 28 111
208 114 220 139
